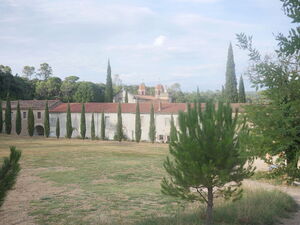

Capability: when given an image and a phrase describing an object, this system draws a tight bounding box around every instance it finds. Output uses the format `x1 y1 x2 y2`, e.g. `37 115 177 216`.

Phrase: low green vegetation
0 135 297 225
136 189 297 225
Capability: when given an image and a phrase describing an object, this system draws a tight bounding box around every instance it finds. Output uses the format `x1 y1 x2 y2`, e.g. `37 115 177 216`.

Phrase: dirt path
0 168 62 225
244 180 300 225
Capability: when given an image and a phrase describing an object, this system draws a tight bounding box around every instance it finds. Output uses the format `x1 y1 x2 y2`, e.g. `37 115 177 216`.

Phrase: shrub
0 146 22 207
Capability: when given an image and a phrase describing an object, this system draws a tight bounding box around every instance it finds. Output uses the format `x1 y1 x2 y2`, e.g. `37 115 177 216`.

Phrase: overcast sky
0 0 293 92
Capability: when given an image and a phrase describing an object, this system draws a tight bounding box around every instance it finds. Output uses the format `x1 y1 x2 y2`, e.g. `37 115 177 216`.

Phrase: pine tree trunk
205 187 214 225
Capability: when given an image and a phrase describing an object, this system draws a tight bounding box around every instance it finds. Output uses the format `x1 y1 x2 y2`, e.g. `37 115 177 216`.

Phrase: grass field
0 135 297 225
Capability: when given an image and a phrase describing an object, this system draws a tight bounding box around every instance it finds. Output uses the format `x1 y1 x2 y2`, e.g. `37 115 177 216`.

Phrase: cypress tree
80 103 86 139
238 75 246 103
44 101 50 137
5 98 11 134
27 108 34 137
56 117 60 139
0 146 22 207
15 101 22 135
0 101 2 133
116 103 123 142
105 60 113 102
225 43 238 103
101 112 105 140
125 90 128 103
91 113 95 140
169 114 177 142
149 104 156 143
66 103 73 139
135 102 141 142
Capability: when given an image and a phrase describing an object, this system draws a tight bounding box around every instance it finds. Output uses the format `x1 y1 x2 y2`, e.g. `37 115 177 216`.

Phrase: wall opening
35 125 44 136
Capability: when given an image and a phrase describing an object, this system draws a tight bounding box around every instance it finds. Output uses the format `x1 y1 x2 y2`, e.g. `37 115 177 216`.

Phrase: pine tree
44 101 50 137
80 103 86 139
125 90 128 103
0 146 22 207
116 103 123 142
161 101 253 225
149 104 156 143
0 101 3 133
225 43 238 103
27 108 34 137
135 102 141 143
56 117 60 139
169 114 177 142
101 112 105 140
91 113 95 140
66 103 73 139
105 60 113 102
5 98 11 134
15 101 22 135
238 75 246 103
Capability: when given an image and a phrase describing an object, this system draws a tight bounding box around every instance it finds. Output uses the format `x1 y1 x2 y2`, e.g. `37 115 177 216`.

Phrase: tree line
0 99 159 142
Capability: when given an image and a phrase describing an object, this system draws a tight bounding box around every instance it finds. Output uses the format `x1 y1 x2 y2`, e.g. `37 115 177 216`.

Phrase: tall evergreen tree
66 103 73 139
225 43 238 103
135 102 141 142
56 117 60 139
5 97 11 134
0 101 3 133
105 60 113 102
80 103 86 139
5 98 11 134
0 146 22 207
101 112 105 140
15 101 21 135
161 101 253 225
44 101 50 137
169 114 177 142
238 75 246 103
125 90 128 103
27 108 34 137
116 103 123 142
91 113 95 140
149 104 156 143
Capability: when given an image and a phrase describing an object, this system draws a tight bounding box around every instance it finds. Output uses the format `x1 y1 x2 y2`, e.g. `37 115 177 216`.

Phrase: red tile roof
2 100 62 110
50 102 247 114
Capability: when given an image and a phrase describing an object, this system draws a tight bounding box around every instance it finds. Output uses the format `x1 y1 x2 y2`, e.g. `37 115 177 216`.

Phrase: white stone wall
49 112 179 142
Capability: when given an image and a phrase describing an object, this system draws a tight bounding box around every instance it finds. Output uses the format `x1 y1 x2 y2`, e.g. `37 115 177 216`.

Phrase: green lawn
0 135 297 225
0 135 180 225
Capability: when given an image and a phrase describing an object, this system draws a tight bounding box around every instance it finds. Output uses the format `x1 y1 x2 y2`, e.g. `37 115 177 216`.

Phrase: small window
159 135 164 140
37 112 41 119
23 112 27 119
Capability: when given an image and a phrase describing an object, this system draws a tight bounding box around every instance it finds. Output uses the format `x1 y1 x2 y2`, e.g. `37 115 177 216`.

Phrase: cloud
153 35 167 47
176 0 220 3
174 13 253 28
